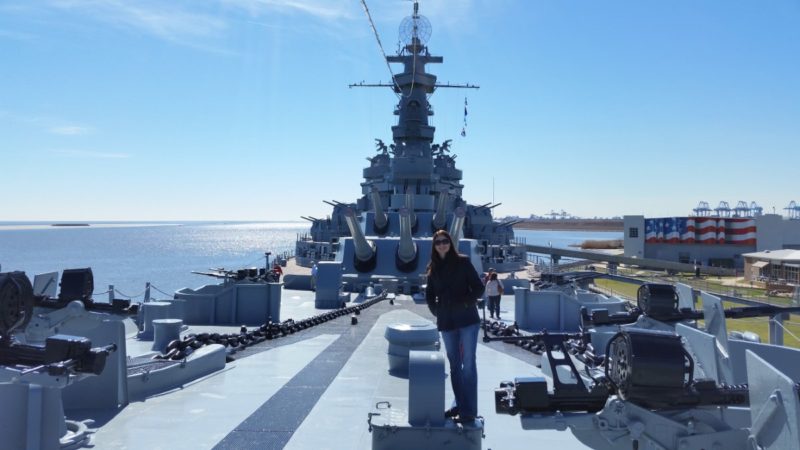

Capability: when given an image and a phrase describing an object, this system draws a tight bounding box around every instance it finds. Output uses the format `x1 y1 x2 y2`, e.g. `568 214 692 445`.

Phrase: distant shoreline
513 219 623 232
0 221 306 232
0 223 182 231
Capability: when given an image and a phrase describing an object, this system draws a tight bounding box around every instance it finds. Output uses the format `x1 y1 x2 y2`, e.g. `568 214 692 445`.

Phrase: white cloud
35 0 361 52
47 0 228 41
224 0 355 21
0 112 97 135
49 125 92 135
52 149 130 159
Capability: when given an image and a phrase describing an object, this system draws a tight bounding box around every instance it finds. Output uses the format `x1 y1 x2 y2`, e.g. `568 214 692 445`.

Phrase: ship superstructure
296 3 527 290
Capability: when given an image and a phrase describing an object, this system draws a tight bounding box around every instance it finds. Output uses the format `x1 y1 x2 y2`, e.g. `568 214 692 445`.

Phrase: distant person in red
270 264 283 282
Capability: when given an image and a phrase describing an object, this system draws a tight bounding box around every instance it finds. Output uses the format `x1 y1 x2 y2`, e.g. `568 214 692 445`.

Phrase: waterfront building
742 249 800 285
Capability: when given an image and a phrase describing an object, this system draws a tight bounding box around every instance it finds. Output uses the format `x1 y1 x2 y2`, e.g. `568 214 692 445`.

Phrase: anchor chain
481 319 554 355
154 293 388 361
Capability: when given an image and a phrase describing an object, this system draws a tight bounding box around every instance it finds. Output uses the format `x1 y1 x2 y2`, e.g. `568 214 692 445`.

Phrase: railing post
769 312 788 346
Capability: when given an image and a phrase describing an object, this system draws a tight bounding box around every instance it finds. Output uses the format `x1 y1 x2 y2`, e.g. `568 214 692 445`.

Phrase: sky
1 0 799 221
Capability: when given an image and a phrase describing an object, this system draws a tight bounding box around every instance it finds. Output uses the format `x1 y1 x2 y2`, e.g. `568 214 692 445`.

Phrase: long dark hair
427 230 459 276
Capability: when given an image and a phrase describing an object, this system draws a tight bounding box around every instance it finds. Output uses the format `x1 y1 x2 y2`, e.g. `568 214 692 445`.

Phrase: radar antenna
399 1 431 50
352 0 478 92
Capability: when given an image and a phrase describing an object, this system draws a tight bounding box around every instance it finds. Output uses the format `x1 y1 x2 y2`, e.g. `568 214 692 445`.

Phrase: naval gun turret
294 1 528 294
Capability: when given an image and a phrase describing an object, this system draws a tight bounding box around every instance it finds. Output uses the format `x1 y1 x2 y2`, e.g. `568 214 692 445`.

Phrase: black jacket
425 255 485 331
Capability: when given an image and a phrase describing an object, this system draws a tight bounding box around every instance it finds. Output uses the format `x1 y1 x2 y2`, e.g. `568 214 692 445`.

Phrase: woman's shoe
454 415 476 424
445 407 459 418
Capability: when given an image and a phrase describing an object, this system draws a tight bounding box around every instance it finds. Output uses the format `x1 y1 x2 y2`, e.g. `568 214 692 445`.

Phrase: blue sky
2 0 798 221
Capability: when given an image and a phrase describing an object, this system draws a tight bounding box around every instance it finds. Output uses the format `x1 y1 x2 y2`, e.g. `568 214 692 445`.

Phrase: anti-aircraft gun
0 271 117 374
582 282 800 327
0 271 118 450
489 283 800 450
493 329 749 414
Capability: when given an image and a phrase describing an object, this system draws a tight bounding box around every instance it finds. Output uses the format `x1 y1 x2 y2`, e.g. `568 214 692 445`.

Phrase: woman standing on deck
425 230 485 423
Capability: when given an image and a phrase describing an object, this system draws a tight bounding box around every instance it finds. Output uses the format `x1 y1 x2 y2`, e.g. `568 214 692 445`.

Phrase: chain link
114 288 146 299
148 284 173 297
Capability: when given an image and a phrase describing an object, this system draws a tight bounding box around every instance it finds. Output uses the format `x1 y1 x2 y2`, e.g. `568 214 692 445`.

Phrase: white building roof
743 249 800 262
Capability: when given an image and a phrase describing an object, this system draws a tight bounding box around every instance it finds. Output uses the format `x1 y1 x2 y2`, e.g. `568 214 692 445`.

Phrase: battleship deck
80 287 589 449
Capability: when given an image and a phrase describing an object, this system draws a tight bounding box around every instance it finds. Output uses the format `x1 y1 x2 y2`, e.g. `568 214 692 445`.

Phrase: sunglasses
434 239 450 246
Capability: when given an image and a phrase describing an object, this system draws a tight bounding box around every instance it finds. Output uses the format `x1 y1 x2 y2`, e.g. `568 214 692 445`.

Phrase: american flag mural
642 217 754 245
696 218 717 244
664 217 680 243
725 218 756 245
678 218 695 243
645 219 658 243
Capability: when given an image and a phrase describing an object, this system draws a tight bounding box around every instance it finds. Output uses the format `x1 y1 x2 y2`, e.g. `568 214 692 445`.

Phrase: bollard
139 301 173 340
384 322 439 377
152 319 183 352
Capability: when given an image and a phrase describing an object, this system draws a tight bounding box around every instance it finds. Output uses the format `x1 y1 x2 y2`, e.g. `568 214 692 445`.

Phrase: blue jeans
441 322 480 418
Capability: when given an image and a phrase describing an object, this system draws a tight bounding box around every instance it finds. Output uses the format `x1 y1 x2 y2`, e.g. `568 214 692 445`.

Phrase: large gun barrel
498 219 522 228
449 207 466 246
432 191 448 230
371 188 388 234
404 191 417 228
396 208 418 272
343 208 377 272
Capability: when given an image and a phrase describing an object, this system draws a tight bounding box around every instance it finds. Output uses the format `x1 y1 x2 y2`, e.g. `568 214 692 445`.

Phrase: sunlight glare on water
0 221 308 300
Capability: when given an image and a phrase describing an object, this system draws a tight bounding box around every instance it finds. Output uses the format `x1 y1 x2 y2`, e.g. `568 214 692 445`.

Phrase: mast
385 2 441 155
351 1 477 193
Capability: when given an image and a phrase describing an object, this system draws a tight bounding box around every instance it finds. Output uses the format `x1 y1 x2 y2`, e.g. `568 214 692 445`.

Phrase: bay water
0 222 621 300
